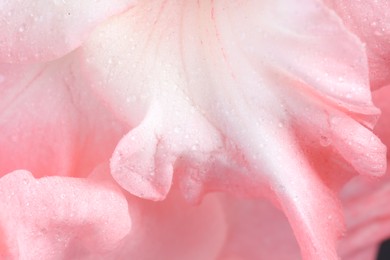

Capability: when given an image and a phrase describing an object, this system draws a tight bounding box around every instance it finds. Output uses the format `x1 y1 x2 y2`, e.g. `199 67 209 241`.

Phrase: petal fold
81 1 386 259
0 52 126 178
0 170 131 259
107 192 227 260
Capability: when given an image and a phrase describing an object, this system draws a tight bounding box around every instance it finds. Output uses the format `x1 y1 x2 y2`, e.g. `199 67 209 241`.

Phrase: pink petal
338 176 390 260
325 0 390 89
0 0 136 63
0 52 126 178
0 170 131 259
218 195 301 260
109 101 223 201
373 84 390 150
334 84 390 259
80 1 386 259
105 191 227 260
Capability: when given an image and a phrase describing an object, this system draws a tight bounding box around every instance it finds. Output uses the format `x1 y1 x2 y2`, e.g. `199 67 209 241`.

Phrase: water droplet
0 74 5 84
191 144 199 151
7 191 15 200
320 135 331 147
55 234 63 242
126 96 136 103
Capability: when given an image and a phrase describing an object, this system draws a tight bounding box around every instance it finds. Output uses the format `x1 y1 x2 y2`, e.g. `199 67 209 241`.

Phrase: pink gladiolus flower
0 0 389 259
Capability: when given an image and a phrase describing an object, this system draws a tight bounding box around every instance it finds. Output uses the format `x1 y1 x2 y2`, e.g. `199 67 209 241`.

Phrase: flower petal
373 84 390 151
325 0 390 89
335 85 390 259
339 176 390 260
0 52 126 178
110 99 224 201
105 191 227 260
0 0 136 63
339 86 390 260
0 170 131 259
81 1 386 259
218 195 301 260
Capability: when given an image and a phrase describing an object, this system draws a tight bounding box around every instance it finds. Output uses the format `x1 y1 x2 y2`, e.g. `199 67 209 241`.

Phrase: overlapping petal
0 0 387 259
104 191 227 260
0 170 131 259
81 0 386 259
0 0 136 63
339 176 390 260
373 85 390 150
0 52 126 178
324 0 390 89
334 85 390 260
217 195 301 260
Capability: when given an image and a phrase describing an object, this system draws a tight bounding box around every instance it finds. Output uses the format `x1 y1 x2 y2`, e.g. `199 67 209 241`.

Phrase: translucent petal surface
218 195 301 260
325 0 390 89
98 192 227 260
81 1 386 259
373 85 390 150
336 85 390 260
0 52 126 178
0 0 136 63
340 178 390 260
0 170 131 259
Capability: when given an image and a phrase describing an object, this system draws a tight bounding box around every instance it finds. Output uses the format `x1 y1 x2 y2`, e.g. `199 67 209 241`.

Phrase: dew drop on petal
18 25 25 33
191 144 199 151
320 135 332 147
